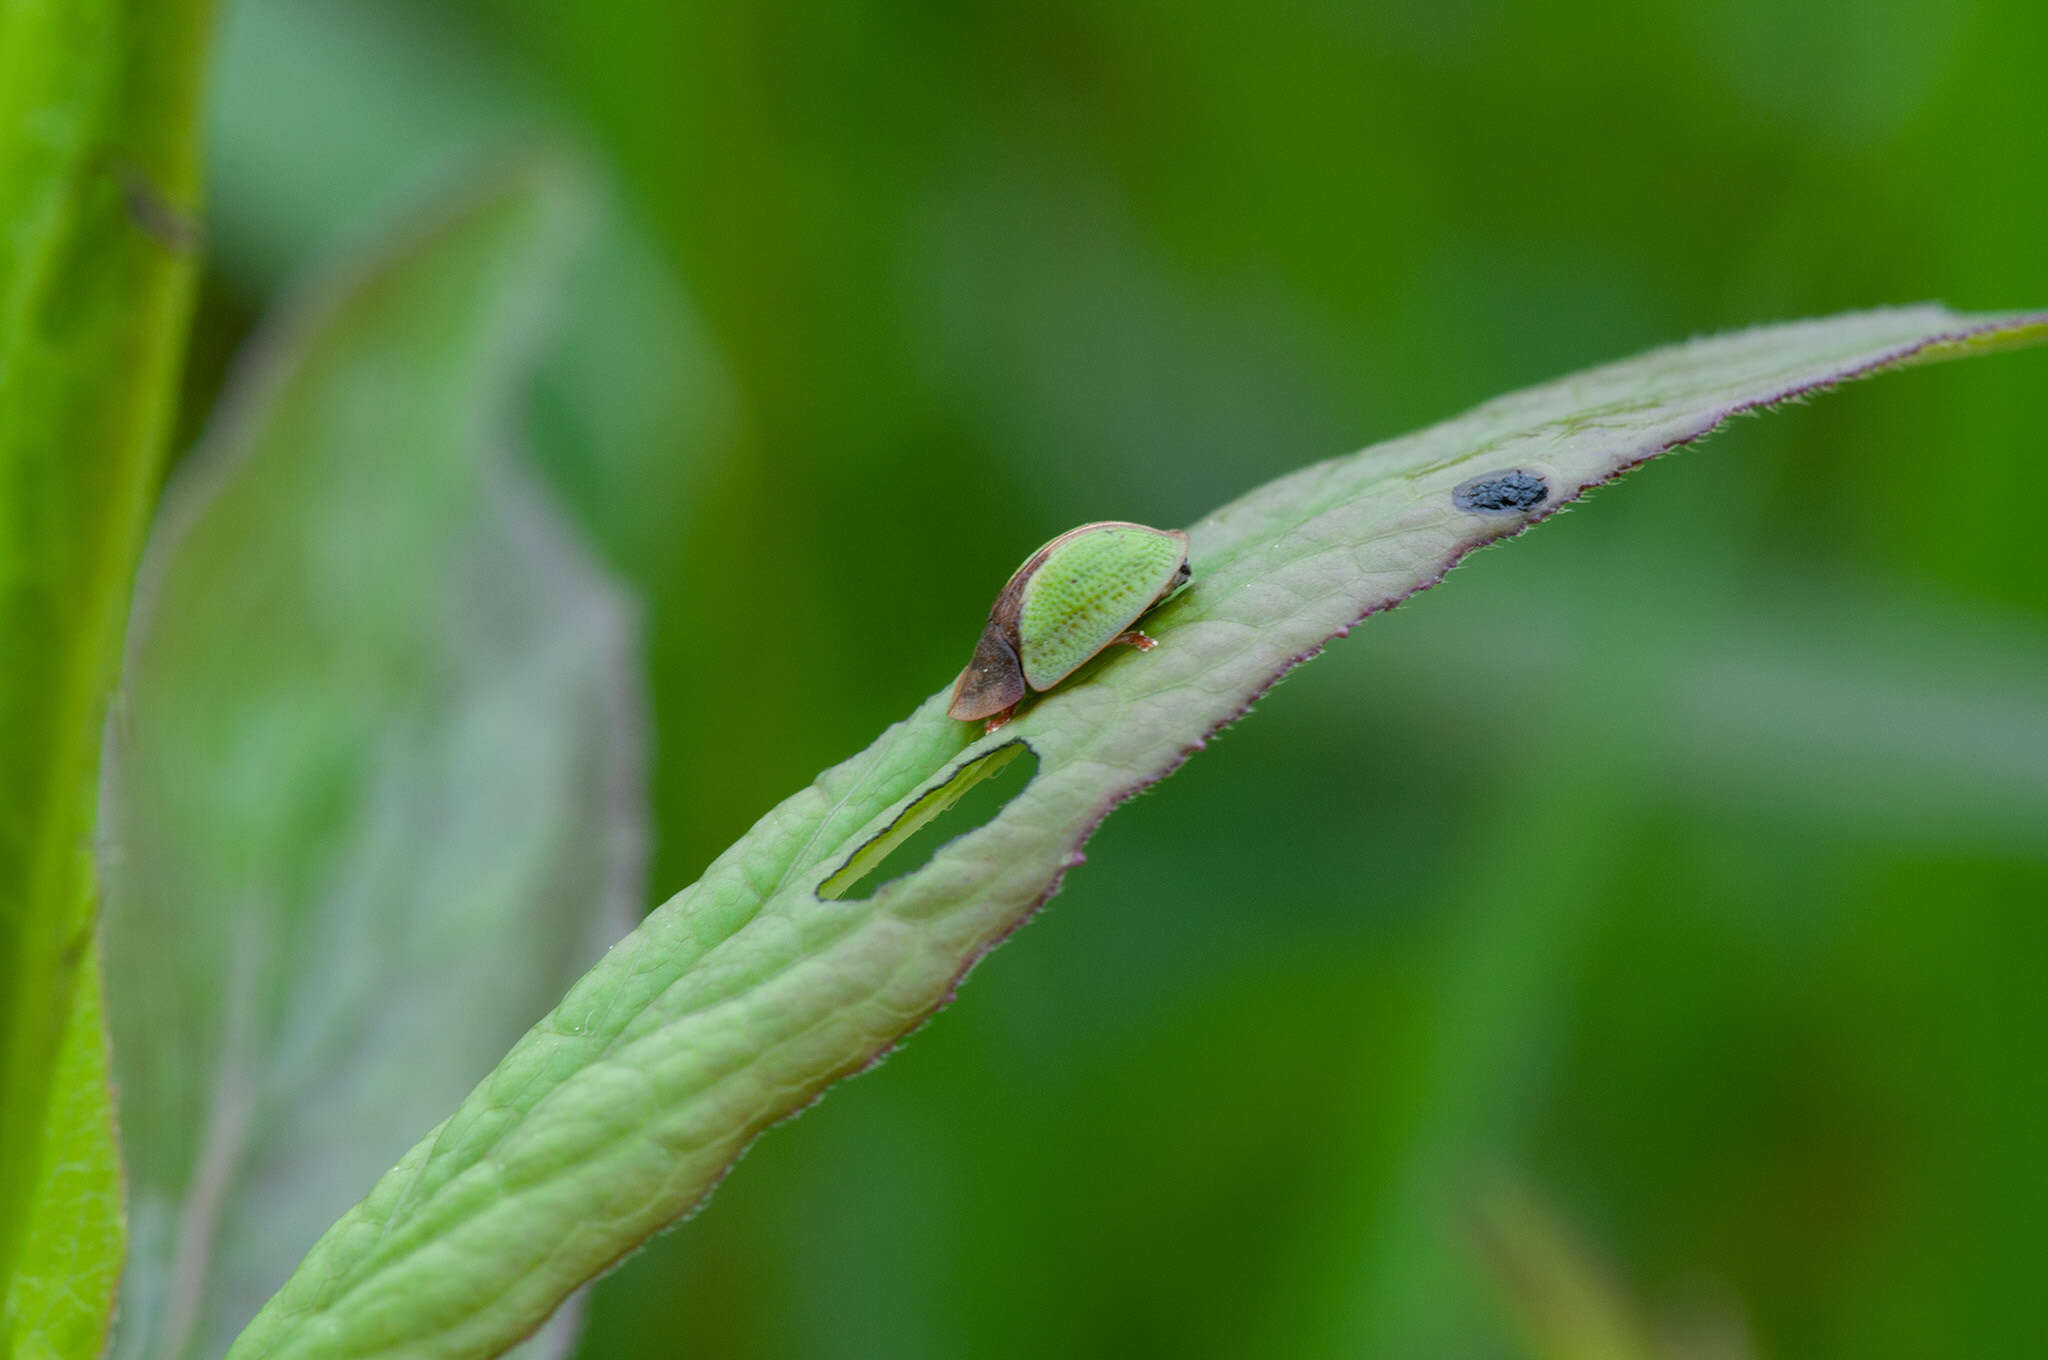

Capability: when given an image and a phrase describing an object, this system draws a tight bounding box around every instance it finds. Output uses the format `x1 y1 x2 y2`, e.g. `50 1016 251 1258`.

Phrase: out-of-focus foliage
1465 1174 1676 1360
0 1 212 1354
173 0 2048 1357
100 160 642 1360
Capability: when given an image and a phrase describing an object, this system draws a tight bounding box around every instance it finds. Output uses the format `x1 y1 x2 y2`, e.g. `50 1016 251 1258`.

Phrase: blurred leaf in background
192 0 730 867
168 0 2048 1357
100 159 644 1360
0 1 213 1354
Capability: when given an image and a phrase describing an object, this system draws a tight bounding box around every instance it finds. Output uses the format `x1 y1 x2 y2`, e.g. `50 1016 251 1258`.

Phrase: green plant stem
0 0 216 1336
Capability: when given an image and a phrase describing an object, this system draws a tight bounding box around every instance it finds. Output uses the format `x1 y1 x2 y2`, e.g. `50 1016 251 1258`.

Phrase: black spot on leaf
1453 469 1548 514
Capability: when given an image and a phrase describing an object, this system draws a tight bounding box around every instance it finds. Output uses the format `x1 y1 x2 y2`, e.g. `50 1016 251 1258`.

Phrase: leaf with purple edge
230 306 2047 1360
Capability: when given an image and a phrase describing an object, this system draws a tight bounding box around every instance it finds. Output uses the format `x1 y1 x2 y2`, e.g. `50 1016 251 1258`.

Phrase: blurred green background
176 0 2047 1355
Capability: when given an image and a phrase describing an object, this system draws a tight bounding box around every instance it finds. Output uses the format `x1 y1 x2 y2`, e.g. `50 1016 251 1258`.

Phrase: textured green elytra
949 521 1192 729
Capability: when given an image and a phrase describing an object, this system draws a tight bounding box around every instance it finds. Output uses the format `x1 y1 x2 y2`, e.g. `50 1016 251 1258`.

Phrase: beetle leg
1111 630 1158 652
984 707 1016 735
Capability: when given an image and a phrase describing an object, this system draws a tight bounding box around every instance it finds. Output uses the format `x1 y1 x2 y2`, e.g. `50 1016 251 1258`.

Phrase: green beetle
949 521 1192 732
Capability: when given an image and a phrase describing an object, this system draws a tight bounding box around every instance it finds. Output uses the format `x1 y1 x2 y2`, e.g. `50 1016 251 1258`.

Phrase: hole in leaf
816 740 1039 901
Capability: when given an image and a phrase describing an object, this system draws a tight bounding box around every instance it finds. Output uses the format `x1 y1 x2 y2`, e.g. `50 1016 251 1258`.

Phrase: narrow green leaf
233 307 2047 1359
4 964 123 1360
0 0 214 1347
101 158 641 1360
